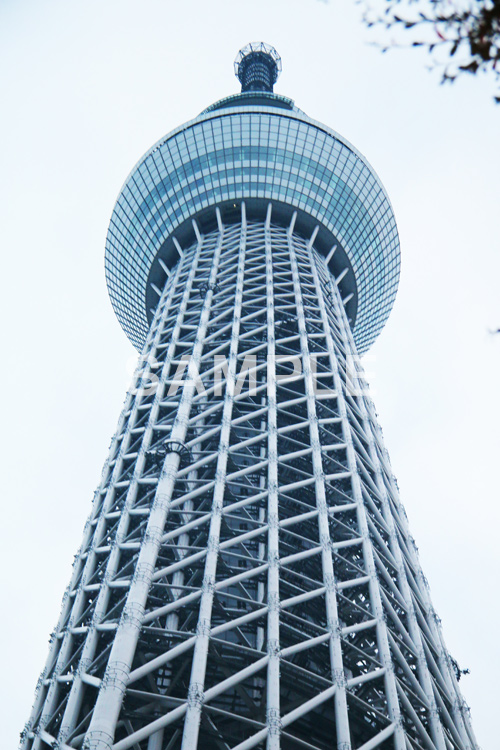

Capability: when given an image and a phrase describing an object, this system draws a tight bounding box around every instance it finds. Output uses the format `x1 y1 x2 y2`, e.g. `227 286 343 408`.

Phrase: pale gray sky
0 0 498 746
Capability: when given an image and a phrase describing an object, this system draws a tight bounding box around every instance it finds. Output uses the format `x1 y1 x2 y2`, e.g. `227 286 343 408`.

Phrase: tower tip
234 42 282 93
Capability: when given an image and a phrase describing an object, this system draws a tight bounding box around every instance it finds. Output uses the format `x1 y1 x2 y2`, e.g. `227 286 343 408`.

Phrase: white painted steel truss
22 204 478 750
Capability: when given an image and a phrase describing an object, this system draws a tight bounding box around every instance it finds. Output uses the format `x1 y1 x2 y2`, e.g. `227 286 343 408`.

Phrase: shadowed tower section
21 44 478 750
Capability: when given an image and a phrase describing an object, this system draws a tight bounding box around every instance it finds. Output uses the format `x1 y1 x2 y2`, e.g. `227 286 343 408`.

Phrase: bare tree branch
361 0 500 101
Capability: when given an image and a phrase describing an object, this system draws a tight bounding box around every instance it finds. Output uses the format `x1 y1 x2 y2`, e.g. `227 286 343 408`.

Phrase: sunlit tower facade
22 43 478 750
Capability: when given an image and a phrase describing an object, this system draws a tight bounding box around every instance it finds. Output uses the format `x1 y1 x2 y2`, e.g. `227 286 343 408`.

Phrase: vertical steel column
286 215 352 750
180 204 249 749
330 267 448 750
311 247 406 749
146 402 206 750
263 204 281 750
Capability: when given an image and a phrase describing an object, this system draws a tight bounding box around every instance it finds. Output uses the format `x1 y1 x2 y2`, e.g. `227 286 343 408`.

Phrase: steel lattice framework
22 208 478 750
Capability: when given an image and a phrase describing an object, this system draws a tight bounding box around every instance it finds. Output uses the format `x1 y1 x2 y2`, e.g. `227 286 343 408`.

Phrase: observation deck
105 44 400 354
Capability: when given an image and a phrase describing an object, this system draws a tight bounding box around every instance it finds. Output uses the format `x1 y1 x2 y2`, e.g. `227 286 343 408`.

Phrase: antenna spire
234 42 282 93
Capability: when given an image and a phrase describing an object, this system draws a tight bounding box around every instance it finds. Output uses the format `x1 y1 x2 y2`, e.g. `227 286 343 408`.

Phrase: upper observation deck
105 44 400 354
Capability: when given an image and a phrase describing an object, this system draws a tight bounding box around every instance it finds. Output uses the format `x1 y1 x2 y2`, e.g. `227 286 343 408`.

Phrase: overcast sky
0 0 498 746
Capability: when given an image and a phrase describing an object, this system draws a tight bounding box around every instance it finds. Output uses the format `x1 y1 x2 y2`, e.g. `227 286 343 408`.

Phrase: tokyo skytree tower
22 43 478 750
